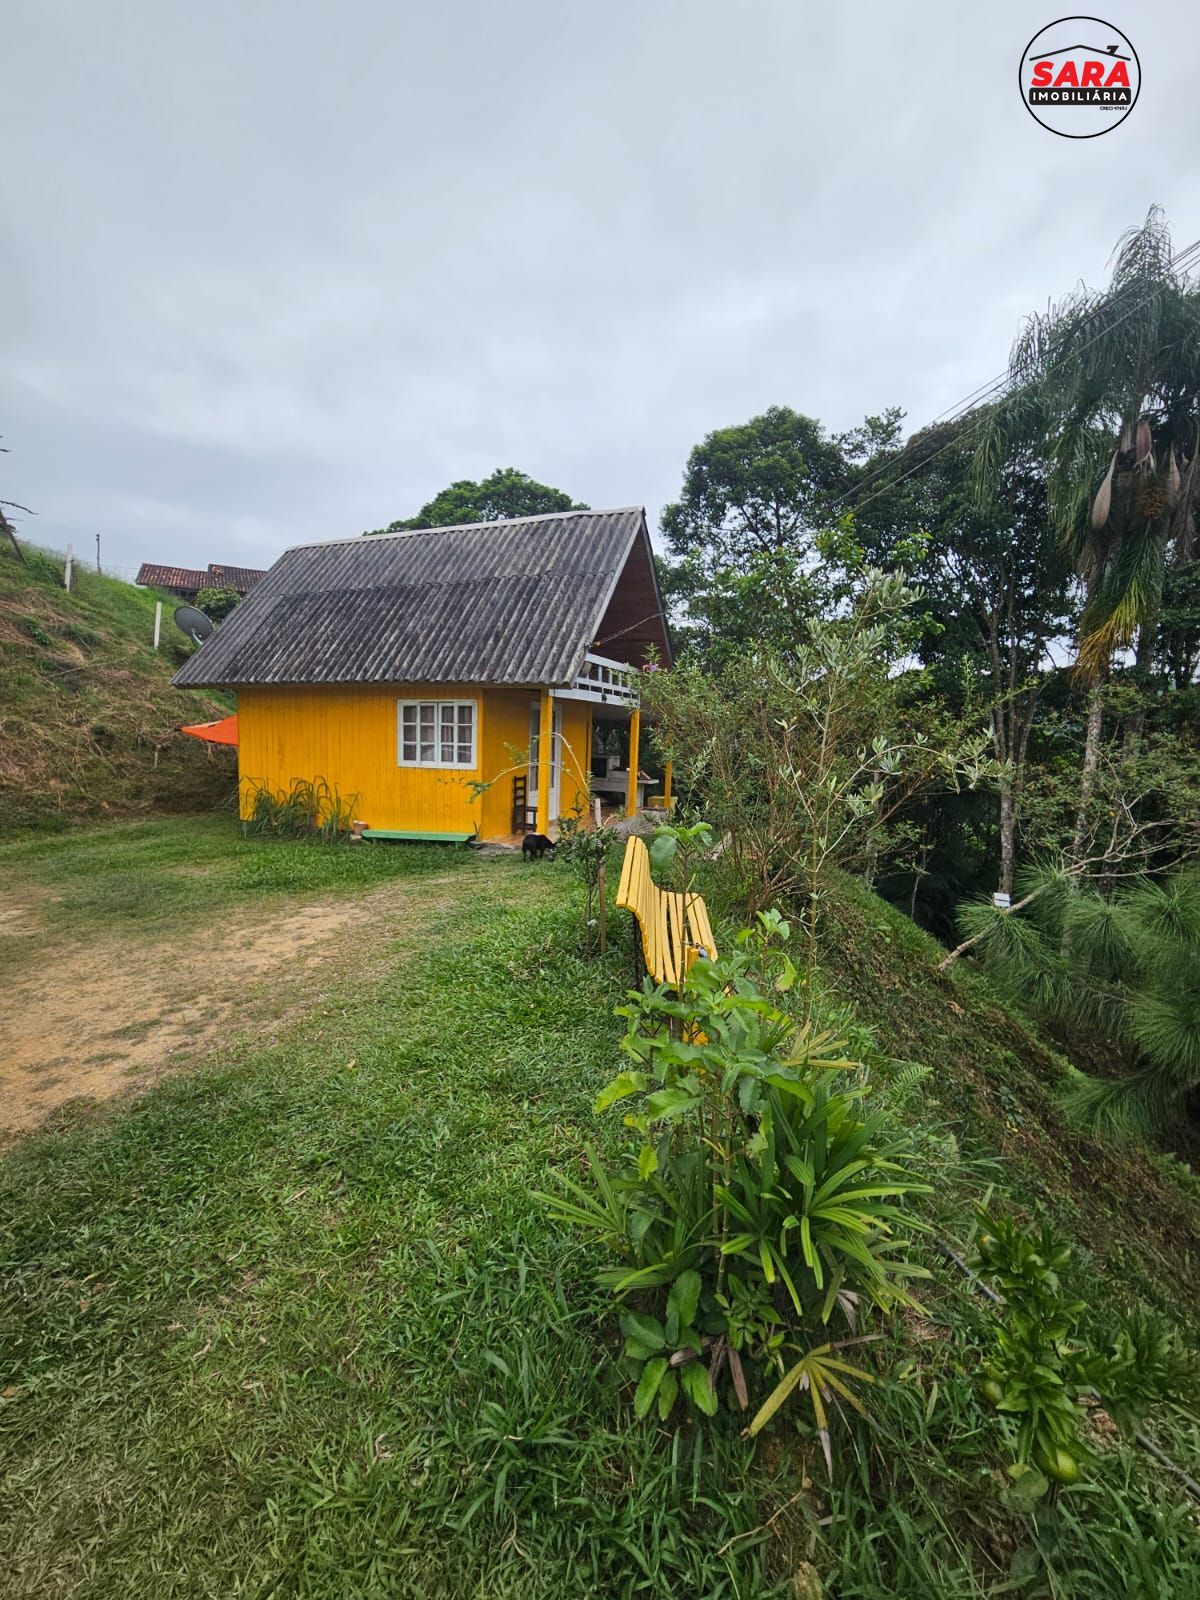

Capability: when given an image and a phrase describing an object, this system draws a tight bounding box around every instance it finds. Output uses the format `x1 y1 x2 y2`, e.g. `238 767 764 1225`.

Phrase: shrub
972 1209 1194 1497
538 913 930 1462
242 776 358 842
195 586 240 623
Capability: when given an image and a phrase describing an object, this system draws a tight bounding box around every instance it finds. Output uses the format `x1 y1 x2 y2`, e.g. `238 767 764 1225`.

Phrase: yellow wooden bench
615 834 717 987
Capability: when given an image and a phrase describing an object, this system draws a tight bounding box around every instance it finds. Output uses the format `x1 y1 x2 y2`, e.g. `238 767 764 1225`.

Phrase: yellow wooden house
172 507 672 841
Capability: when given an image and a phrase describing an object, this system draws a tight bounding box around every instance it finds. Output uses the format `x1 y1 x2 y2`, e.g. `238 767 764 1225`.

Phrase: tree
642 564 995 943
977 208 1200 860
364 468 585 534
659 407 864 659
855 419 1076 894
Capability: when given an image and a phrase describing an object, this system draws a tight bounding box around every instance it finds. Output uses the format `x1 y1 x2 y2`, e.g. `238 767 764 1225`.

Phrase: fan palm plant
977 208 1200 857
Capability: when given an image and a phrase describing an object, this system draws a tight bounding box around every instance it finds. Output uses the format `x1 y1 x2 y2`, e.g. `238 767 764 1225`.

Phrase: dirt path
0 872 471 1137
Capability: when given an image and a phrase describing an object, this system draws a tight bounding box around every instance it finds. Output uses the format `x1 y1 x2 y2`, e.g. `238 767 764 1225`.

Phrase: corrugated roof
137 563 208 591
205 564 267 593
172 508 654 689
136 562 266 594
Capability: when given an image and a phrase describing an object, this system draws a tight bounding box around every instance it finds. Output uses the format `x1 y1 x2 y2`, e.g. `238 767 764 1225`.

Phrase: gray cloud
4 1 1198 577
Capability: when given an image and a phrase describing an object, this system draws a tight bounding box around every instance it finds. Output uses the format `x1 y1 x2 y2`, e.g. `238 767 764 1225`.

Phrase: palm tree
978 208 1200 858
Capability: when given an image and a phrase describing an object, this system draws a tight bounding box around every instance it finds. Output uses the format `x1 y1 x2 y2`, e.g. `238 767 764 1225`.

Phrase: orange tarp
180 713 238 747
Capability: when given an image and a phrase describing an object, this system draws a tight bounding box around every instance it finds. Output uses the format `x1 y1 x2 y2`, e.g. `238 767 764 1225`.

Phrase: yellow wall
237 684 595 840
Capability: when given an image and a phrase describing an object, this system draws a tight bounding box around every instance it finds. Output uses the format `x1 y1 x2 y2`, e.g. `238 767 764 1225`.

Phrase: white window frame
396 698 478 770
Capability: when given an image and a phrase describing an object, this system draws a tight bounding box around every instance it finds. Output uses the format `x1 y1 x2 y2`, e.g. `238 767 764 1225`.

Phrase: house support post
662 759 672 805
626 708 641 818
536 689 554 835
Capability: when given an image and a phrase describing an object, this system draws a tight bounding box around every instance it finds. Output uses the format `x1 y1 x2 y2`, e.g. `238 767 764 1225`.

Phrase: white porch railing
553 651 639 706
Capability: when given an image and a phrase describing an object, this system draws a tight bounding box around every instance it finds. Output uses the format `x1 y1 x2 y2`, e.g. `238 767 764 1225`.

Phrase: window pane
457 705 472 727
402 705 416 730
419 703 435 729
419 741 435 761
457 742 472 765
402 740 417 762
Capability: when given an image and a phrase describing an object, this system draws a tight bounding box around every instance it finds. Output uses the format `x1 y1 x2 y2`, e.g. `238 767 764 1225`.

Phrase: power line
830 236 1200 522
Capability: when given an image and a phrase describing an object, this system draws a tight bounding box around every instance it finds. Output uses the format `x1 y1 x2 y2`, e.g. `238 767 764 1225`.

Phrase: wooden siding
238 684 595 840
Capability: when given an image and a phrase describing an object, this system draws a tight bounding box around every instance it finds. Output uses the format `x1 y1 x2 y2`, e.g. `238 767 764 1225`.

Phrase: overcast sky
3 2 1198 578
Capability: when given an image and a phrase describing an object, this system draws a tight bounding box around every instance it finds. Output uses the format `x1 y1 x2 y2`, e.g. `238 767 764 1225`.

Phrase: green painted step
360 829 474 844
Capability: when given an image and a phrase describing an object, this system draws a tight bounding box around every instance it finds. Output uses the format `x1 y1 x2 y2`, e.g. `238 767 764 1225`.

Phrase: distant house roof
136 562 266 595
172 507 670 689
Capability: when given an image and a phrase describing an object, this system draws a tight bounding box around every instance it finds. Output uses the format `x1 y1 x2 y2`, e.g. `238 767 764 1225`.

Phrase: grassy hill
1 825 1198 1597
0 545 235 834
821 875 1200 1313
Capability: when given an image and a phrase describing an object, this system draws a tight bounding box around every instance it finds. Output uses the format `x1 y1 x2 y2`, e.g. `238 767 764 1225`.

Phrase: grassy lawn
2 821 1199 1598
1 821 786 1598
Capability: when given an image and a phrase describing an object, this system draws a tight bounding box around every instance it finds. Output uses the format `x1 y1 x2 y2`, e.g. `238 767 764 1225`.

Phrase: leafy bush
554 805 618 951
242 776 359 842
195 585 240 623
538 912 930 1462
972 1209 1194 1498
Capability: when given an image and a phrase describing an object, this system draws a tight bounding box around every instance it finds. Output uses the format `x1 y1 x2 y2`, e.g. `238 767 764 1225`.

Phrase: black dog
522 832 556 860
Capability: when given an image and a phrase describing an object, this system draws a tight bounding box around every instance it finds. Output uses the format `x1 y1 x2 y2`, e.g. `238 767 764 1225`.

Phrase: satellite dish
174 604 215 644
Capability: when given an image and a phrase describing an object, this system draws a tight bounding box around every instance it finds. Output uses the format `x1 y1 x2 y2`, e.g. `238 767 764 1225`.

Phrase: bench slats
615 836 718 990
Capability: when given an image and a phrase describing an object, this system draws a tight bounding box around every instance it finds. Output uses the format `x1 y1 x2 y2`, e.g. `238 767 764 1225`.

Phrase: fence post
153 601 162 651
64 544 73 591
598 856 607 954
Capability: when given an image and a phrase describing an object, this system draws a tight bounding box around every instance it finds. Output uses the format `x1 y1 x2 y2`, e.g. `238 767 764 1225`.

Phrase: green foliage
539 913 930 1453
646 818 714 889
194 584 240 622
243 775 359 842
364 467 585 534
554 804 618 948
960 867 1200 1132
977 206 1200 675
973 1210 1193 1492
643 567 997 921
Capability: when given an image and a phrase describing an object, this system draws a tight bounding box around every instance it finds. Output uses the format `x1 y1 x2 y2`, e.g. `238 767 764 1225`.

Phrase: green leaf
619 1311 665 1354
634 1356 668 1418
667 1269 701 1331
648 834 678 873
645 1087 701 1121
594 1071 649 1114
637 1145 658 1181
657 1367 679 1421
680 1360 719 1416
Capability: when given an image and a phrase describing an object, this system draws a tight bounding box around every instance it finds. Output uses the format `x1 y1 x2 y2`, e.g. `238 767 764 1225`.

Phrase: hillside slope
820 873 1200 1315
0 545 235 834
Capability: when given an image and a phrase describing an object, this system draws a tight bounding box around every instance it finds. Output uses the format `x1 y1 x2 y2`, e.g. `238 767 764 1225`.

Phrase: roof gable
172 507 664 689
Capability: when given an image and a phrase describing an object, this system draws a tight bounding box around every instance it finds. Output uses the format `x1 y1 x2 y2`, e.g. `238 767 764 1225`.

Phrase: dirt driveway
0 872 465 1138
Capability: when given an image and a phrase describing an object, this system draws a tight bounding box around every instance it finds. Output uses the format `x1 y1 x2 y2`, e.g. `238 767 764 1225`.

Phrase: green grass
2 822 1199 1597
0 818 472 974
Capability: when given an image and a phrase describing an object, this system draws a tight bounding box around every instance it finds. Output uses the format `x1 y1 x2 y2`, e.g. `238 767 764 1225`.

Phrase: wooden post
64 543 73 592
598 856 607 954
662 759 673 805
626 708 641 818
153 601 162 651
593 796 602 829
536 689 554 836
